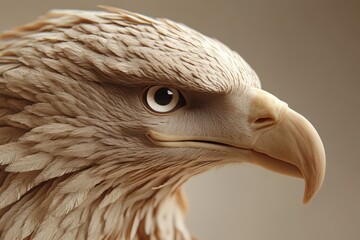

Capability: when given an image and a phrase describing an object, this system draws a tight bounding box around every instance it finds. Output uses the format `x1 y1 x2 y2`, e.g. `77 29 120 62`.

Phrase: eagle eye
144 86 185 113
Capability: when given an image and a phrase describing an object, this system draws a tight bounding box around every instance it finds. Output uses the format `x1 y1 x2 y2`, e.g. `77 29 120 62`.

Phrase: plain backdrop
1 1 359 239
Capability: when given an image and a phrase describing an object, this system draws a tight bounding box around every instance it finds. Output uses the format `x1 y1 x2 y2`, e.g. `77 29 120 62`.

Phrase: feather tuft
5 152 53 172
0 142 30 165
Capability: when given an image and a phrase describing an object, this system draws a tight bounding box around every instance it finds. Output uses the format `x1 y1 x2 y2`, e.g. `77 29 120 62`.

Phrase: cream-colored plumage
0 7 325 240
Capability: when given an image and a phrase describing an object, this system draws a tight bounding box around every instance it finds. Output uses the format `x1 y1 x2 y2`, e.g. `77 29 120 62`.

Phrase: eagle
0 7 325 240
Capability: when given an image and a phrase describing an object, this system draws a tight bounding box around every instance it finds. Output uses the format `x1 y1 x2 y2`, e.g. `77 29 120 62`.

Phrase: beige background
1 1 359 239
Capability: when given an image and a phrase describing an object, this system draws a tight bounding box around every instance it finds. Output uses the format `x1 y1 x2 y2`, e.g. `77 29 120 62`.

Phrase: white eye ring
145 86 182 113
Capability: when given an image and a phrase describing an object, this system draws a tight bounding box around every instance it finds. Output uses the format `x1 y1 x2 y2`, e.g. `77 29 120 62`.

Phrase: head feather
0 7 260 93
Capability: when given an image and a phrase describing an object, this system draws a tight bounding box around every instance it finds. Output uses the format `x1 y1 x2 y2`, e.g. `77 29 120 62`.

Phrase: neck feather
0 168 194 240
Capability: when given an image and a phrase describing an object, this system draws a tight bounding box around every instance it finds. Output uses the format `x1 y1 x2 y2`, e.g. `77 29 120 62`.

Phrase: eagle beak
248 89 326 203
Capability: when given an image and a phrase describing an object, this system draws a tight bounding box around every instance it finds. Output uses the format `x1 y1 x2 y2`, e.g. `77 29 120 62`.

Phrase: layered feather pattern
0 6 260 239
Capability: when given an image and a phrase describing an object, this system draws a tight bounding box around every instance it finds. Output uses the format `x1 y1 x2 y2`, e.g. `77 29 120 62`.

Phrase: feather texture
0 6 261 240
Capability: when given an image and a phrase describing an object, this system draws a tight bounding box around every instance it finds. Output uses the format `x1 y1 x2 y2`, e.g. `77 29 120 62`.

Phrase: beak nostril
252 116 277 129
254 117 274 125
249 89 288 129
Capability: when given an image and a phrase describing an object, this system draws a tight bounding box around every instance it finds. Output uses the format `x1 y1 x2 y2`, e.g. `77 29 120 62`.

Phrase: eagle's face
0 7 326 239
92 81 323 203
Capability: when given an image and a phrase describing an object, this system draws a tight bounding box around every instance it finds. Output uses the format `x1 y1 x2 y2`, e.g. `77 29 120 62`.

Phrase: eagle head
0 7 325 240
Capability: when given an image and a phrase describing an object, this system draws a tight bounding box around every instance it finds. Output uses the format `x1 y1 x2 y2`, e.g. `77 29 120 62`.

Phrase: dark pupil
154 88 173 105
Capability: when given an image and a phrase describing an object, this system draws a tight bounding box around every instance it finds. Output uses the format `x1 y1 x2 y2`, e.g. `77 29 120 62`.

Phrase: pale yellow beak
249 89 326 203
